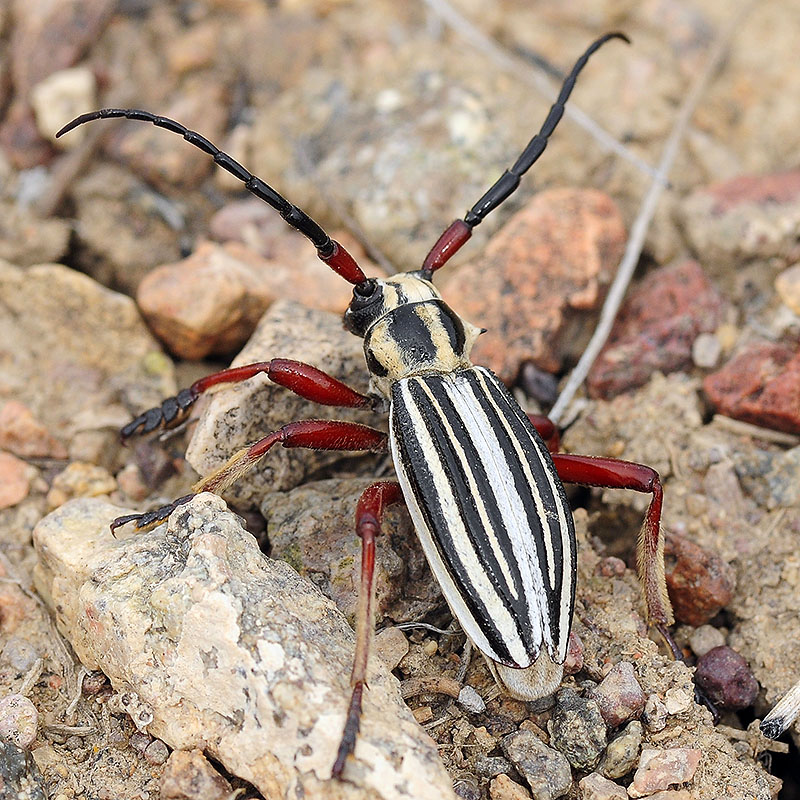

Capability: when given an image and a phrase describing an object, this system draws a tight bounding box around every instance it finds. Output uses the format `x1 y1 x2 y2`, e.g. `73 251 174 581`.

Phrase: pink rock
630 748 701 797
703 343 800 435
590 661 646 727
0 451 31 510
578 773 626 800
588 260 724 399
0 400 68 459
442 188 625 384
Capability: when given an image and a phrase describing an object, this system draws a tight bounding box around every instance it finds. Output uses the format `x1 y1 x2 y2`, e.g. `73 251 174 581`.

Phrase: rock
0 739 46 800
703 343 800 435
374 627 410 671
0 452 31 510
688 625 725 658
489 774 532 800
186 301 385 509
0 693 38 749
599 720 642 779
0 637 40 675
45 462 117 510
0 260 175 456
694 646 759 711
641 695 667 733
548 688 607 771
32 495 455 799
262 478 438 625
691 332 722 369
70 164 184 293
678 169 800 277
587 261 724 399
589 661 645 727
160 749 232 800
577 773 626 800
209 199 382 313
136 240 277 359
29 66 96 145
0 201 71 267
775 263 800 314
0 401 67 459
8 0 112 96
501 729 572 800
664 532 735 626
442 188 625 384
628 748 701 798
563 632 584 676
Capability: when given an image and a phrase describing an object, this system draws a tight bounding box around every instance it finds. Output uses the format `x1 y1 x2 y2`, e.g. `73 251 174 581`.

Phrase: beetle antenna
421 31 630 277
55 109 368 286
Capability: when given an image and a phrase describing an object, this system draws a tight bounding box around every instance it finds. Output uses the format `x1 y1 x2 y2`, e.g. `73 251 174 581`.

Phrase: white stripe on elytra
474 367 574 659
453 373 549 648
392 380 531 666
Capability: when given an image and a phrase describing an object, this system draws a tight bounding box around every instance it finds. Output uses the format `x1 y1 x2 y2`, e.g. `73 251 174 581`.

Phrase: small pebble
374 626 409 671
0 694 38 749
596 556 626 578
81 672 109 695
590 662 645 727
423 639 438 656
548 688 607 771
475 756 514 779
46 462 117 510
663 683 694 715
501 729 572 800
691 332 722 369
775 263 800 314
642 695 668 732
489 773 532 800
694 646 759 710
688 624 725 658
129 731 152 754
0 401 67 459
599 720 643 779
629 748 701 798
144 739 170 766
454 776 481 800
0 637 40 674
578 772 627 800
0 452 31 510
457 685 486 714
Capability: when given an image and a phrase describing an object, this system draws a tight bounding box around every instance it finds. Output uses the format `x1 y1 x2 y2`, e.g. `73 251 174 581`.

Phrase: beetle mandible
57 32 675 777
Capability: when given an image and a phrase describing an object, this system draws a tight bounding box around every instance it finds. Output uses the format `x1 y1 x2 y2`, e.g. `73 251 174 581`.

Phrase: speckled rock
548 689 607 771
442 188 624 384
0 739 46 800
703 343 800 435
589 661 645 728
678 169 800 278
0 260 175 457
32 494 456 800
694 646 758 711
587 261 724 399
160 749 232 800
501 729 572 800
186 300 385 509
628 748 701 798
599 720 643 779
261 478 438 625
0 694 38 749
664 532 735 626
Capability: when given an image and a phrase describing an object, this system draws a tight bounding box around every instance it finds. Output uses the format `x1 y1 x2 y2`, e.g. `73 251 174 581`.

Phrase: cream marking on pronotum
58 31 677 780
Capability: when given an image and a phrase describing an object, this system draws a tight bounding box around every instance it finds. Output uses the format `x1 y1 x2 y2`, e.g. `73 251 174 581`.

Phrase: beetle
57 32 675 777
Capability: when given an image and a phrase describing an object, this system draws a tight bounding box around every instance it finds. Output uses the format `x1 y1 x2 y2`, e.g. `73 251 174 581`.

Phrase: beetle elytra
58 31 675 777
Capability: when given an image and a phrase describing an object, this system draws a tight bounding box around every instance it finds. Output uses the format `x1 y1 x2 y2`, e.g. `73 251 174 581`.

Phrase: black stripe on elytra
420 375 536 650
475 367 576 645
391 380 516 665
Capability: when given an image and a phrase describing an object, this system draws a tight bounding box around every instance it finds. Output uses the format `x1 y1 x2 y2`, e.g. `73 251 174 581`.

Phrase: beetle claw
110 494 194 535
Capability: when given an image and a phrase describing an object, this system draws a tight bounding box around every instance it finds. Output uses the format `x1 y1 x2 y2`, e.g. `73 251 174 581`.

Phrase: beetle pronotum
58 32 675 777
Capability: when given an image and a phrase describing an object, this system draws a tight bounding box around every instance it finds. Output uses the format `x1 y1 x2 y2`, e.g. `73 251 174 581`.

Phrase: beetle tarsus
110 494 194 534
120 388 197 442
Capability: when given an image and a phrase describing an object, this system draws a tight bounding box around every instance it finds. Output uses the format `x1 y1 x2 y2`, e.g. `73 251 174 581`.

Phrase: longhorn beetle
58 32 675 778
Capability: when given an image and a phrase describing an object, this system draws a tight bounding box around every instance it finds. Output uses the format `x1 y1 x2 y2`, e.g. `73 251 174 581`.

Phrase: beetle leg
527 413 560 453
120 359 375 441
111 420 388 533
550 454 674 629
333 480 404 779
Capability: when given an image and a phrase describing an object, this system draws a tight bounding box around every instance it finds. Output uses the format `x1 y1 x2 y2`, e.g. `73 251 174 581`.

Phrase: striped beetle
58 32 675 777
